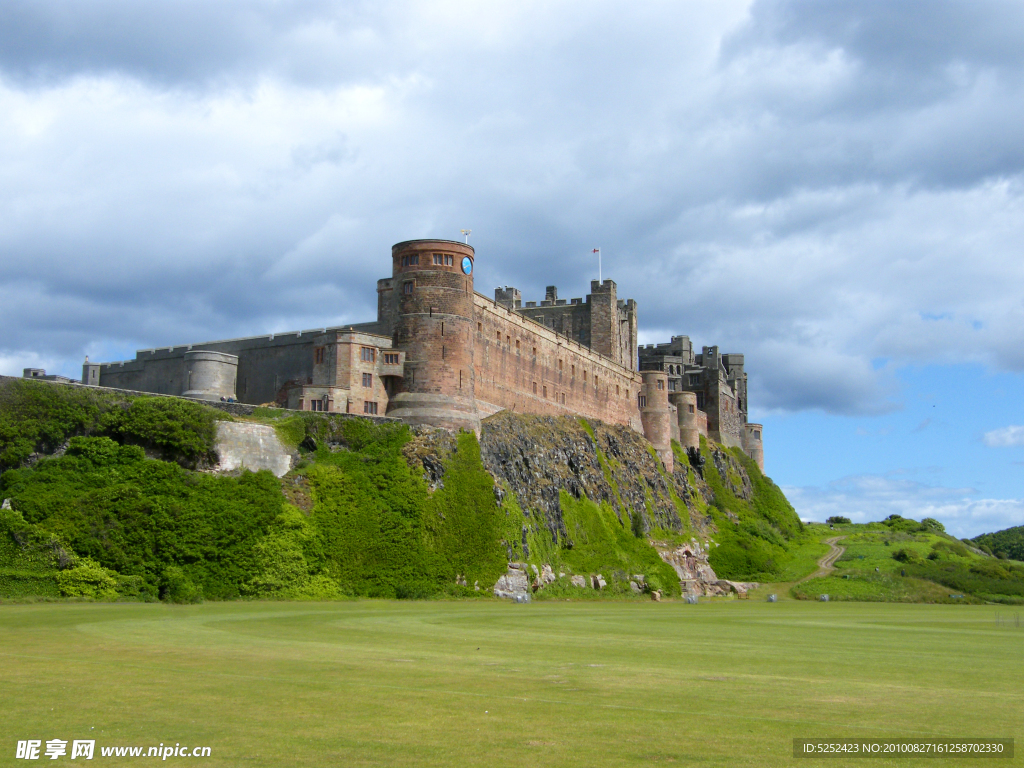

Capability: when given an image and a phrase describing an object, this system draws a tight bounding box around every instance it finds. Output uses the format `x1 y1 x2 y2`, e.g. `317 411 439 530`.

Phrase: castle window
616 385 620 396
689 374 699 385
362 373 372 387
400 254 420 267
433 253 443 265
657 380 664 390
688 404 695 413
532 347 537 356
571 365 575 377
361 347 376 363
403 281 414 295
583 371 587 382
754 430 760 440
516 340 520 353
543 386 547 398
384 353 399 365
497 331 501 342
314 347 325 364
594 376 599 390
533 382 538 394
310 398 328 412
696 392 705 408
363 401 378 415
560 393 566 405
638 395 647 408
506 335 510 346
558 359 563 370
446 254 454 266
477 322 482 333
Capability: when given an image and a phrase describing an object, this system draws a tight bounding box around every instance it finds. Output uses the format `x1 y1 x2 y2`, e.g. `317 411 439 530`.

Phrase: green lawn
1 601 1021 767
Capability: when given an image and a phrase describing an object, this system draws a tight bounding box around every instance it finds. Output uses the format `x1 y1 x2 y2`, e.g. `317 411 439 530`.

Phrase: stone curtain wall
473 294 643 431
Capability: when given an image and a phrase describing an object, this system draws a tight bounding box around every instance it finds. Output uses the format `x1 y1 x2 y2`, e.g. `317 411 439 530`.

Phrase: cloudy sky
2 0 1023 536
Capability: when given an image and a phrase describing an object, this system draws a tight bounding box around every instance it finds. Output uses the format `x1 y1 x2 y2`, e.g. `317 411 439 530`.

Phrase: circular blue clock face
461 256 473 275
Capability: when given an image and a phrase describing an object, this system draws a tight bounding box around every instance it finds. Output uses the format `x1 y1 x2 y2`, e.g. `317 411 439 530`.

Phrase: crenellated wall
472 294 644 432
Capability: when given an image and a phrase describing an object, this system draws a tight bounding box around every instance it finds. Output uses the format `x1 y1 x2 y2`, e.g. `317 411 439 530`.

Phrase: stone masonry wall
473 294 643 432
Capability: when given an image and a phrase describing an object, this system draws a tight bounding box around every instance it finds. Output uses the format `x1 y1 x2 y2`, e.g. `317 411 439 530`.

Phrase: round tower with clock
385 239 481 432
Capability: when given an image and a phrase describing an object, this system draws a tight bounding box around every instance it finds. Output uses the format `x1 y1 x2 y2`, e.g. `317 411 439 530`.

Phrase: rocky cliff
404 412 785 598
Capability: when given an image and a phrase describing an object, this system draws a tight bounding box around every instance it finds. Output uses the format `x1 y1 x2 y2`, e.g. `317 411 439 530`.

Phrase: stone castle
57 239 762 471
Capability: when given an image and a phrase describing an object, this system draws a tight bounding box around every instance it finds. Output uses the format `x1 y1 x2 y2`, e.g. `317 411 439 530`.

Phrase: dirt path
798 536 846 583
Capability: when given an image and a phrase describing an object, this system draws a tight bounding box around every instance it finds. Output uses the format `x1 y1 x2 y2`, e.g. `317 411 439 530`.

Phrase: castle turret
182 350 238 401
670 390 701 451
82 358 100 387
743 423 764 472
640 370 673 472
385 239 480 433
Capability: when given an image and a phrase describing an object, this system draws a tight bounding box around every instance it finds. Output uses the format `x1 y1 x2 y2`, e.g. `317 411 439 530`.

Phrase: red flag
592 248 600 253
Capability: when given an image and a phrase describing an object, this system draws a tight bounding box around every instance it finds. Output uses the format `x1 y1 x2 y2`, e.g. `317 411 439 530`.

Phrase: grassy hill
788 516 1024 605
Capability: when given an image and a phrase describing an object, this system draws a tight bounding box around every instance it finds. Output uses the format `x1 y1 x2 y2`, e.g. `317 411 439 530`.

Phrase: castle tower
82 358 100 387
589 280 621 364
640 370 673 472
385 239 480 433
670 390 701 451
743 423 764 472
181 350 238 401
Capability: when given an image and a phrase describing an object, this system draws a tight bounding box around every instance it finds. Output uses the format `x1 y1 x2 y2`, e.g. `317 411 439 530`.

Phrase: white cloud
0 0 1023 411
784 473 1024 538
983 426 1024 448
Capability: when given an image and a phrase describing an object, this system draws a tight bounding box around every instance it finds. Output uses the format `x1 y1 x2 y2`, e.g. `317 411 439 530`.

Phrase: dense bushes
0 379 219 470
1 436 284 599
972 525 1024 561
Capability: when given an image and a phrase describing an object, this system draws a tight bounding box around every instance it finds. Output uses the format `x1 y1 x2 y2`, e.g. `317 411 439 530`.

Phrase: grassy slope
786 519 1024 604
1 601 1020 768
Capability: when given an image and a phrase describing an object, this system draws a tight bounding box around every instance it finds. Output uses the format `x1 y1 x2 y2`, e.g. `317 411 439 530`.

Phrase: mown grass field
1 600 1021 767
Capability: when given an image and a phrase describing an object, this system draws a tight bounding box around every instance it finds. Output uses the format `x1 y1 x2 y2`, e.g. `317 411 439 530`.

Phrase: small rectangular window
533 382 538 394
384 353 399 365
433 253 444 265
657 380 664 390
532 347 537 356
515 340 520 353
689 374 700 385
754 430 760 439
362 373 372 387
543 385 547 398
558 359 563 370
363 401 378 414
445 254 454 266
361 347 376 362
560 393 566 405
403 281 414 295
477 322 482 332
689 404 695 413
638 395 647 408
310 399 324 412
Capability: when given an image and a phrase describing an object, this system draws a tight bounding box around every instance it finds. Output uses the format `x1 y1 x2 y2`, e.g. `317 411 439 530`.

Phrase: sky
1 0 1023 537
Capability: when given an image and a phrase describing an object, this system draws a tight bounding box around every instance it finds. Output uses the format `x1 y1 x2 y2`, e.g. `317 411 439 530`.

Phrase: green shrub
161 566 203 604
55 558 119 599
827 516 852 525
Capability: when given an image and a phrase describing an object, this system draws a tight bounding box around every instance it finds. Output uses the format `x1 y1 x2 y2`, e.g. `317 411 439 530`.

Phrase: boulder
540 564 556 585
766 594 777 603
493 567 530 600
570 575 587 588
651 590 662 602
592 574 607 590
629 581 642 594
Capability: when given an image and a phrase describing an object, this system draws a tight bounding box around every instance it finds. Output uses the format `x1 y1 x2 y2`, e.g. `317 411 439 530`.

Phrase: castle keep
66 239 764 470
